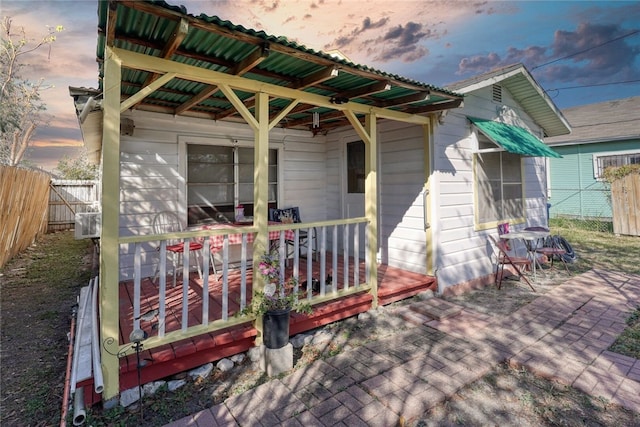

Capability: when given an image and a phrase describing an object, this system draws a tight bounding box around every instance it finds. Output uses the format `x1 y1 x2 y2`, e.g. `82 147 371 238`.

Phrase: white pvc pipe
70 282 92 394
72 387 86 426
90 277 104 394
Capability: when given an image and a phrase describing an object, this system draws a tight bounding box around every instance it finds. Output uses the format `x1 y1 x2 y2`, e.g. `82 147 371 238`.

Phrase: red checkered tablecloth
197 223 295 252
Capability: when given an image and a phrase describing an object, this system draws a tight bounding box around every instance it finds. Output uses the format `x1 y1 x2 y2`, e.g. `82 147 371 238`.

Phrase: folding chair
535 235 571 274
269 207 317 261
489 235 535 292
153 211 209 287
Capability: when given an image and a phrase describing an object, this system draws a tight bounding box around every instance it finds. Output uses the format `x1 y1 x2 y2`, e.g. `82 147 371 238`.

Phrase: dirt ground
1 231 638 426
0 231 94 426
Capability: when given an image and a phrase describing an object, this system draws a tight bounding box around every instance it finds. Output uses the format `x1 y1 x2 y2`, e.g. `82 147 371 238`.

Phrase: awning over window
469 117 562 158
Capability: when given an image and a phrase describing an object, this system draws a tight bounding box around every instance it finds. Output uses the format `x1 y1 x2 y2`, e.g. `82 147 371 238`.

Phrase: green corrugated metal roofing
94 0 463 132
469 117 562 158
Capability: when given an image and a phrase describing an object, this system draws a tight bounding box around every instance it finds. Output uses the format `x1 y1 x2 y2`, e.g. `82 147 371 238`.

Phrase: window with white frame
186 144 278 225
593 150 640 179
475 150 524 225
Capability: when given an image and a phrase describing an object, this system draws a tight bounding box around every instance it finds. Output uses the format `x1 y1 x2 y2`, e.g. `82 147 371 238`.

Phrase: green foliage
0 16 64 166
55 153 98 180
602 164 640 183
239 250 312 317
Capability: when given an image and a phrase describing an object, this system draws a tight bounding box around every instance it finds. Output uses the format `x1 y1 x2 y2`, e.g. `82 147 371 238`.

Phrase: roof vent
492 84 502 103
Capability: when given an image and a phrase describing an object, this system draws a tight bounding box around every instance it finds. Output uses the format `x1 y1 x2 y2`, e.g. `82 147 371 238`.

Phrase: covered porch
79 240 435 403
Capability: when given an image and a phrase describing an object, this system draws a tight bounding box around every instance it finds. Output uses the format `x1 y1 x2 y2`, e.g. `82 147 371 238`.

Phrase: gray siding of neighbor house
432 85 549 291
548 139 639 220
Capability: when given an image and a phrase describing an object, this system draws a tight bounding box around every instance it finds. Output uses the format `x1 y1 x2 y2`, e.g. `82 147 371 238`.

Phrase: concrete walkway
165 269 640 426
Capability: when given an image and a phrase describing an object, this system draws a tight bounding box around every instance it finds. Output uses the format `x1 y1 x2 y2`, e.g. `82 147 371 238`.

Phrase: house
69 1 568 406
431 63 571 292
544 96 640 222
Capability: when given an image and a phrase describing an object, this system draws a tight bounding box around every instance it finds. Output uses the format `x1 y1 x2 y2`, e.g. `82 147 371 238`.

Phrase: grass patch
550 221 640 275
609 307 640 359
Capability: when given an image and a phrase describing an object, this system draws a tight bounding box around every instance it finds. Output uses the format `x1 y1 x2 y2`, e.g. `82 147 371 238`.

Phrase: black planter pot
263 309 291 349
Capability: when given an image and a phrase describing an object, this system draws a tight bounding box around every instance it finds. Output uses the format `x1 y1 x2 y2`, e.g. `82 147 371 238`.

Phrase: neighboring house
545 96 640 221
432 63 570 291
70 1 568 403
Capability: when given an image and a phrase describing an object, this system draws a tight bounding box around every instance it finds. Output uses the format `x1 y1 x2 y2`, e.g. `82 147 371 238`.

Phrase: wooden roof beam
405 98 464 114
336 81 391 100
232 43 270 75
141 18 189 88
105 0 118 47
377 91 431 108
295 66 339 90
175 84 219 115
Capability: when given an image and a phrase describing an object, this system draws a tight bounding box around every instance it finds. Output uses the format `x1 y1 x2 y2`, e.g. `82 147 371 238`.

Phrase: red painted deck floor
99 259 435 396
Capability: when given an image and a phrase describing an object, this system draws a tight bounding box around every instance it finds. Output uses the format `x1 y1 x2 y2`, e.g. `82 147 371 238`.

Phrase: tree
55 152 98 180
0 16 63 166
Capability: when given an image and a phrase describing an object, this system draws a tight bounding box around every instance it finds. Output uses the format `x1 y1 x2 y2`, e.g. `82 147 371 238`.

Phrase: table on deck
499 230 549 281
196 222 295 253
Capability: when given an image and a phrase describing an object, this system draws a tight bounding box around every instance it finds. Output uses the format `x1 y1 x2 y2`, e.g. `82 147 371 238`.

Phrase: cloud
456 21 640 84
370 21 438 62
329 16 390 49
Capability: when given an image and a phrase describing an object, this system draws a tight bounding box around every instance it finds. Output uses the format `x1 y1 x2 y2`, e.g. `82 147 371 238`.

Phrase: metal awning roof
469 117 562 158
95 0 463 133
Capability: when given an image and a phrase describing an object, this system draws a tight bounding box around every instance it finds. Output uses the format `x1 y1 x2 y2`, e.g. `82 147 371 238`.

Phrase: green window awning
469 117 561 158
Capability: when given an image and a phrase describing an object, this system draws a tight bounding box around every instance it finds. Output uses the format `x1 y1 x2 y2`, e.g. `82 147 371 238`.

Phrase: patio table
499 230 549 281
196 222 295 252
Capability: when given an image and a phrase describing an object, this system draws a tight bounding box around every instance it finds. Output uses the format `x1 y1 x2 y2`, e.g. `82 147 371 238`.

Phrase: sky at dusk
3 0 640 172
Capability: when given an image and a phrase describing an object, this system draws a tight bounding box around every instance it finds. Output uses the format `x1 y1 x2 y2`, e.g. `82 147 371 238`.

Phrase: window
475 151 524 225
347 141 365 193
593 151 640 179
186 144 278 225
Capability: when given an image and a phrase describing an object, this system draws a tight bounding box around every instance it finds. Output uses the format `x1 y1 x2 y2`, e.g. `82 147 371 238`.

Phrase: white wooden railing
118 218 370 355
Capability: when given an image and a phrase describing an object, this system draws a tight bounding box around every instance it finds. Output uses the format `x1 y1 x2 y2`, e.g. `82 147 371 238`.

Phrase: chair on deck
269 207 317 262
153 211 207 287
525 227 570 275
488 235 535 292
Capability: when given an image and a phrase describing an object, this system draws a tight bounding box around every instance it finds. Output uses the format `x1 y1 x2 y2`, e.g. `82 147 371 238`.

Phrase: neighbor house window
475 151 524 226
186 144 278 225
593 151 640 180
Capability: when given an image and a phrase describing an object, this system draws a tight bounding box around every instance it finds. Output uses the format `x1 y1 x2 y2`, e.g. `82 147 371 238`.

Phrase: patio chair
153 211 207 287
269 207 317 262
488 235 535 292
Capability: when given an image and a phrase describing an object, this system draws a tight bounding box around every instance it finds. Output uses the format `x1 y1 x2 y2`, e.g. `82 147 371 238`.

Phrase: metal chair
269 207 317 262
523 227 570 275
153 211 204 287
489 235 535 292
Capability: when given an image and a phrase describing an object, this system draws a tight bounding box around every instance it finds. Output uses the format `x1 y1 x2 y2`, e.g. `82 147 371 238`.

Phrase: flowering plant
241 250 312 316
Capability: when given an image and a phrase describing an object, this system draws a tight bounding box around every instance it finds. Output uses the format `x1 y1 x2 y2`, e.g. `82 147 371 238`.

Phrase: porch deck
110 258 436 394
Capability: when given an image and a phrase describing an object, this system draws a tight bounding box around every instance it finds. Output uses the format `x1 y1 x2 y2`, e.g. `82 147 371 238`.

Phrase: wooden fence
611 173 640 236
0 166 51 268
49 179 98 232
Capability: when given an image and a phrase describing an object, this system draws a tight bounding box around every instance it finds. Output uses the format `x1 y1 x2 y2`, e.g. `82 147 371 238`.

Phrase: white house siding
433 85 550 291
324 121 428 274
378 122 427 274
117 110 327 280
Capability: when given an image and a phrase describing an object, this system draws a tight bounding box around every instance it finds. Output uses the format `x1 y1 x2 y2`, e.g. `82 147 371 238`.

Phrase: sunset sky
3 0 640 172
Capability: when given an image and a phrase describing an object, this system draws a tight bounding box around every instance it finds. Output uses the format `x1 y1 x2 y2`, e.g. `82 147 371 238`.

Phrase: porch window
187 144 278 225
474 150 524 226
